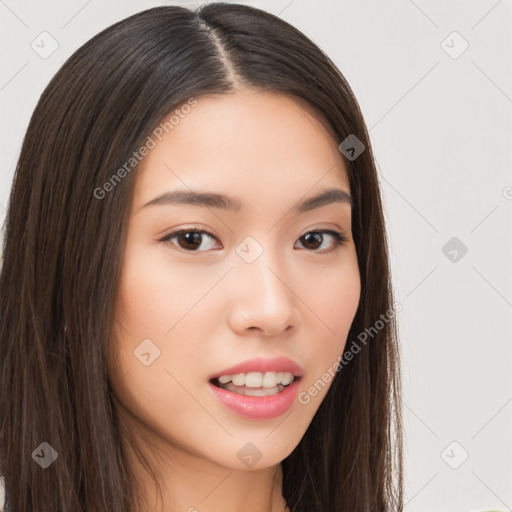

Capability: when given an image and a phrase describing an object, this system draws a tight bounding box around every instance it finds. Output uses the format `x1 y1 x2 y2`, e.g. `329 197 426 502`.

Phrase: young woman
0 3 402 511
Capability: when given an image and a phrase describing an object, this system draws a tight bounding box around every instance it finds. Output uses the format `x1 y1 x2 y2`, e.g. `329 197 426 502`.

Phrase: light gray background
1 1 511 511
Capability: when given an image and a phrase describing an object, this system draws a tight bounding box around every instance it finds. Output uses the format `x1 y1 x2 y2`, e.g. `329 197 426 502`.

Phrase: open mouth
209 374 301 397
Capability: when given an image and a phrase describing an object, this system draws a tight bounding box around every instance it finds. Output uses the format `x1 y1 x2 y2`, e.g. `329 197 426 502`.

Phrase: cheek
115 240 209 334
110 239 223 388
295 252 360 401
298 248 360 338
108 245 219 441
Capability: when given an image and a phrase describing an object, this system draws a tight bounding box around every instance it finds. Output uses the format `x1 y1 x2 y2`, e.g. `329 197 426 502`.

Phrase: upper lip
209 356 304 381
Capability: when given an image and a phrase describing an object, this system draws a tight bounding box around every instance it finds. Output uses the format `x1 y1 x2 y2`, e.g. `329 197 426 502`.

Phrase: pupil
303 232 321 249
180 232 201 249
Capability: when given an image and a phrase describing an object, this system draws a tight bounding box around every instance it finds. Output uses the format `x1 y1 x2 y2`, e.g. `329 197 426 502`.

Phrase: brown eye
159 229 220 251
295 230 348 253
159 228 348 254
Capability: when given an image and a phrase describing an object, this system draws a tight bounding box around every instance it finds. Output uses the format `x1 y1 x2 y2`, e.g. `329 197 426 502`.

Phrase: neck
119 412 288 512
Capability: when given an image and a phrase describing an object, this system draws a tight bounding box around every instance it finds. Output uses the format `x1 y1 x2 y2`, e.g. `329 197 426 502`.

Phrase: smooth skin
108 87 361 512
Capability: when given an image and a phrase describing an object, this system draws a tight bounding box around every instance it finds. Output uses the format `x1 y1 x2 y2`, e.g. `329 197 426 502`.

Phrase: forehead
133 88 350 209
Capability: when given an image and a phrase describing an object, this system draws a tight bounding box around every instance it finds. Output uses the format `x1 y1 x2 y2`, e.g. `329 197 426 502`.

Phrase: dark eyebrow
140 187 353 213
296 188 354 212
140 190 242 212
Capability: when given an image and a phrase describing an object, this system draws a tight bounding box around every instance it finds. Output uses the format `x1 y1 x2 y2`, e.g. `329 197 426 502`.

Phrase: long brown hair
0 3 402 511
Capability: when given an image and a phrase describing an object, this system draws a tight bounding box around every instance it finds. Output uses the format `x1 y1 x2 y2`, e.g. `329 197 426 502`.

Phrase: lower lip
208 378 301 420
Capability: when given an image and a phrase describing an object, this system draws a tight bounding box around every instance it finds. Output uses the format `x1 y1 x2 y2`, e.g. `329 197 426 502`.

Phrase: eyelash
158 228 349 254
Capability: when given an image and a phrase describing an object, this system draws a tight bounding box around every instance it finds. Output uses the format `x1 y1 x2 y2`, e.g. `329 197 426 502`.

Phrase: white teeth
232 373 245 386
280 373 294 385
215 371 296 388
262 372 277 387
245 372 262 387
222 382 284 396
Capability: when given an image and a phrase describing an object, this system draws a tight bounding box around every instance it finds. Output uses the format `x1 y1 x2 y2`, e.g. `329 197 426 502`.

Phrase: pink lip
208 356 304 381
208 377 302 420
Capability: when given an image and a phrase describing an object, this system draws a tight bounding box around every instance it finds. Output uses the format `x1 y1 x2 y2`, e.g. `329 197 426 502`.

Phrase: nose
227 249 297 337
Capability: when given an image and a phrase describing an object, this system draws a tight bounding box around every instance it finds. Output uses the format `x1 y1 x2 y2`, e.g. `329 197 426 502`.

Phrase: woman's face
110 88 361 470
